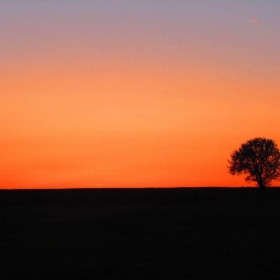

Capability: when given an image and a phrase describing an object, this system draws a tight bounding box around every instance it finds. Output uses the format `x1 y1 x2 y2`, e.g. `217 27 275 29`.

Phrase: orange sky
1 1 280 188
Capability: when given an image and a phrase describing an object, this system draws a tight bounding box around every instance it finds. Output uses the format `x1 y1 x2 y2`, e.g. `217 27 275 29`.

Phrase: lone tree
228 137 280 189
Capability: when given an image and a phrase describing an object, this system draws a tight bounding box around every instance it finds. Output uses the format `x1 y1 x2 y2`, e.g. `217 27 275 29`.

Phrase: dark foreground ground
1 188 280 280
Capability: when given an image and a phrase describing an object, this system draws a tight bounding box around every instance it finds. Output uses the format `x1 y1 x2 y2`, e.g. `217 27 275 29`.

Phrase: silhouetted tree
228 137 280 189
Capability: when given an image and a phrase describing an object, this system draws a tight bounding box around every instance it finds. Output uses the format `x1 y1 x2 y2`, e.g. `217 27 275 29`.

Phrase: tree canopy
228 137 280 189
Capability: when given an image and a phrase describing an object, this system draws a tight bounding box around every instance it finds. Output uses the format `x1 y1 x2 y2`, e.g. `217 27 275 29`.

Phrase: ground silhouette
1 188 280 279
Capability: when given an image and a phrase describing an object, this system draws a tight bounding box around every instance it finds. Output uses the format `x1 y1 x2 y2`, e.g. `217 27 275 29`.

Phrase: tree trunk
258 179 266 189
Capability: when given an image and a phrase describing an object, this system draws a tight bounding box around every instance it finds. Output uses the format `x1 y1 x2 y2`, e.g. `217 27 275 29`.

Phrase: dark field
1 188 280 279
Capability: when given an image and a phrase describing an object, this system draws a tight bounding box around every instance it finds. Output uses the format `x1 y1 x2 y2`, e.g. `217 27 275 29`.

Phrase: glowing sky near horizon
1 1 280 188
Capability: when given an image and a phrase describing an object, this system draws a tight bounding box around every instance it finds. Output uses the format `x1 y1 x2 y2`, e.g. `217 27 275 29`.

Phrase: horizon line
1 186 279 191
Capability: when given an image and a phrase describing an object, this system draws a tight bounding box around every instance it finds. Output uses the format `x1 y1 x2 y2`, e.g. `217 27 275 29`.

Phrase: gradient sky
1 0 280 188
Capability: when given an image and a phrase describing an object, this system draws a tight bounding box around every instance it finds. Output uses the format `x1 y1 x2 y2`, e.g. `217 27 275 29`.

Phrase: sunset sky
1 1 280 188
